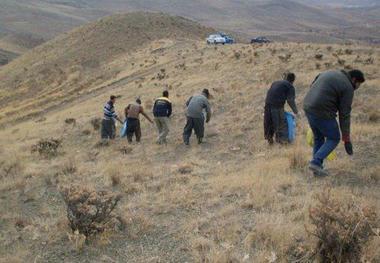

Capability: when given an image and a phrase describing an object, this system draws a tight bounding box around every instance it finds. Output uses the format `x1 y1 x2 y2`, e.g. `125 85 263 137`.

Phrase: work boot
308 162 329 177
198 137 203 144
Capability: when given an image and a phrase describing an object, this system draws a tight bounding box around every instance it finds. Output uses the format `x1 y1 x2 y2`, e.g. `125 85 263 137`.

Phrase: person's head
202 88 211 99
163 90 169 98
348 69 365 90
110 95 116 103
136 98 142 105
283 72 296 84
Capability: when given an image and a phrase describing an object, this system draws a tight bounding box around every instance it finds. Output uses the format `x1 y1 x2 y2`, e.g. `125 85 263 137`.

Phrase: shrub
65 118 76 125
315 54 323 60
61 185 122 237
234 51 241 59
31 139 61 158
308 191 379 263
289 148 308 170
90 117 102 131
368 111 380 123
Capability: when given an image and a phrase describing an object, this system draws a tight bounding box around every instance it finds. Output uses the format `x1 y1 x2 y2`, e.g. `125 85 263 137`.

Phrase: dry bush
337 59 345 66
233 51 241 60
31 138 62 158
308 191 379 263
288 147 308 170
345 49 353 55
119 146 133 155
178 164 193 174
278 54 291 62
61 158 77 175
95 140 110 148
368 110 380 123
61 185 122 237
65 118 76 125
90 117 102 131
0 156 23 178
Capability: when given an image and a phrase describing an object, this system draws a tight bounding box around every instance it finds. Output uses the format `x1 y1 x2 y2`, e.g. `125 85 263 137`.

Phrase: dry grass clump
90 117 102 131
278 53 291 62
116 212 153 239
288 147 308 170
31 138 62 158
368 110 380 123
0 155 23 178
308 191 379 263
244 216 306 262
178 164 193 174
61 185 122 237
61 158 77 176
65 118 76 125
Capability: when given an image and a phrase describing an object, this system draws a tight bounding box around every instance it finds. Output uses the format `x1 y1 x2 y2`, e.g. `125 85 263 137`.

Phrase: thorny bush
61 185 122 237
308 191 379 263
31 138 61 158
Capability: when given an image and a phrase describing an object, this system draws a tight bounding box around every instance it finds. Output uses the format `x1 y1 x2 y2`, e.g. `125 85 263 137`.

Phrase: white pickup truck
206 34 226 45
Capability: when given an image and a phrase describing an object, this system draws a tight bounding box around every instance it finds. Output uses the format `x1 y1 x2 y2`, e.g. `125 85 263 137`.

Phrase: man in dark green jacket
304 69 365 176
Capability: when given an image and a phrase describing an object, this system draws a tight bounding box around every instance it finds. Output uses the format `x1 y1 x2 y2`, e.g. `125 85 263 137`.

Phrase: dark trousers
306 112 340 167
126 118 141 143
264 105 288 143
183 116 204 144
101 119 116 139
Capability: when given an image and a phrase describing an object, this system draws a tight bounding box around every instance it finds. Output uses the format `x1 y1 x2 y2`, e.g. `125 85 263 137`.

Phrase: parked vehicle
250 37 271 44
207 34 226 45
218 32 235 44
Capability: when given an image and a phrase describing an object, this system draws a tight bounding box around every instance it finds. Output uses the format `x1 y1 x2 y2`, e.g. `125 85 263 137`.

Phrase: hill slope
1 0 379 54
0 12 213 126
0 13 379 262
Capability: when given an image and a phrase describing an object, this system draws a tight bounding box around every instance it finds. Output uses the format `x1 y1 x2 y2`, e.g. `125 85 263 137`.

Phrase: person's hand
344 141 353 155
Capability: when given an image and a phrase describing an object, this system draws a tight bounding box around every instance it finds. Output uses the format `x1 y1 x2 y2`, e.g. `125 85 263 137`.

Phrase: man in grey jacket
304 69 365 176
183 89 212 145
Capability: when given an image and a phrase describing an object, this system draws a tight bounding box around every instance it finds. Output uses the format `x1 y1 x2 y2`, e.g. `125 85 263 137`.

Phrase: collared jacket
303 70 355 137
186 93 211 121
265 80 298 114
153 97 172 117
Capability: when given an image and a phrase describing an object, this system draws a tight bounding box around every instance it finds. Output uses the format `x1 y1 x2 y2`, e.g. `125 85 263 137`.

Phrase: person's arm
186 96 193 107
167 102 172 117
141 106 153 123
338 88 354 143
204 99 212 123
112 106 123 124
287 85 298 115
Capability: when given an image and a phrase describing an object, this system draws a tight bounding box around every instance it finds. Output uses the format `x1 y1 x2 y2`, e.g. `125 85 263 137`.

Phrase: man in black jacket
304 69 365 176
264 72 298 144
153 90 172 144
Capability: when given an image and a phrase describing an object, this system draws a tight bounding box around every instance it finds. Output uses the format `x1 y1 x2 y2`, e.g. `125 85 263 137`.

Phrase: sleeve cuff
342 134 350 142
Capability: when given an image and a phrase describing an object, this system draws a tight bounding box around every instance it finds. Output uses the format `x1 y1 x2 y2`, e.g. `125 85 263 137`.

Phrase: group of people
264 69 365 176
101 68 365 177
100 88 212 145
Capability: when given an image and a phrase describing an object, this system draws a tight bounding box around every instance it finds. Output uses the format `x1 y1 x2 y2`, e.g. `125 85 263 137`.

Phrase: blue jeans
305 113 340 167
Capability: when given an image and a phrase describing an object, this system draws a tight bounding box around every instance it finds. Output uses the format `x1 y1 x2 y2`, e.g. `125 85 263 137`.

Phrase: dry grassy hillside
0 12 213 127
0 14 379 262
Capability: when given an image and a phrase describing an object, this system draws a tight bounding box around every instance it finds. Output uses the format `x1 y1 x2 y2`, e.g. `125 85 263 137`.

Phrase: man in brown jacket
125 98 153 143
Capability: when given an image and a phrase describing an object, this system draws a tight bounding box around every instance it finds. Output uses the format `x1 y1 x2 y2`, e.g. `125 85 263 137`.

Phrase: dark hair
110 95 116 100
284 72 296 83
163 90 169 97
348 69 365 83
202 88 210 98
136 98 142 104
